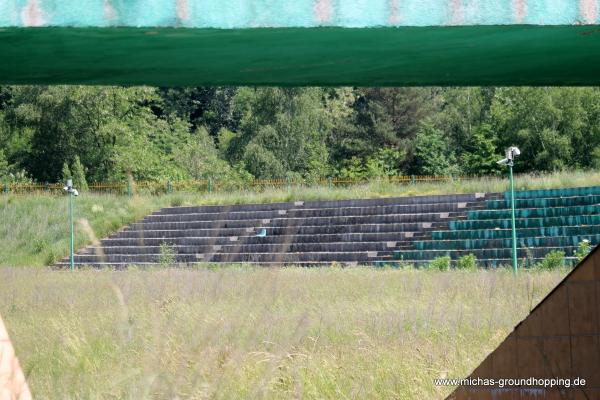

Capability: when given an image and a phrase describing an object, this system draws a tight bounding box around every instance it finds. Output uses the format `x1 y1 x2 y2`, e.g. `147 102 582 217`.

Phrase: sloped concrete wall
447 246 600 399
0 0 599 28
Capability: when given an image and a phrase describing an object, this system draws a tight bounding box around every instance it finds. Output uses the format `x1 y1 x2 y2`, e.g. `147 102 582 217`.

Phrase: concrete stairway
57 193 493 268
394 186 600 267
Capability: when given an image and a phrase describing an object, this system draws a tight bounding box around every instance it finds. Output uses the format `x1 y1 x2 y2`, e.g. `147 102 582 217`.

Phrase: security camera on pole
63 179 79 271
497 146 521 275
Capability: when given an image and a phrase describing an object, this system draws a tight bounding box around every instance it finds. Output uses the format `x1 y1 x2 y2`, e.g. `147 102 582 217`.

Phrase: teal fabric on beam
2 0 597 28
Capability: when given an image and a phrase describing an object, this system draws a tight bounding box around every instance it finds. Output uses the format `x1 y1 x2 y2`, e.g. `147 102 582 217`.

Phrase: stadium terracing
58 186 600 268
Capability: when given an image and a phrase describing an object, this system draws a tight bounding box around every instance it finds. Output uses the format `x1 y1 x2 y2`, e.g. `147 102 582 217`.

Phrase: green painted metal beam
1 25 600 86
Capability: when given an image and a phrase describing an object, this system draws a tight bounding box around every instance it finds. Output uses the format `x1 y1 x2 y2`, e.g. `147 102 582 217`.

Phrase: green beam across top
1 25 600 86
2 0 600 86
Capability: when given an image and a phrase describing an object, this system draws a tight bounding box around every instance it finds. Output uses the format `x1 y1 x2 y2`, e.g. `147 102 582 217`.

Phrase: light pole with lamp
497 146 521 275
63 179 79 271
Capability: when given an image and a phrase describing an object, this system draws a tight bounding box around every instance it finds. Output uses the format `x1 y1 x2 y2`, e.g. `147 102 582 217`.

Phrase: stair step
146 205 478 222
117 222 448 238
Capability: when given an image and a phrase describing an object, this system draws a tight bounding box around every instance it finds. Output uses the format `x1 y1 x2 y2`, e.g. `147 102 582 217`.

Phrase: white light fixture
63 179 78 196
497 146 521 165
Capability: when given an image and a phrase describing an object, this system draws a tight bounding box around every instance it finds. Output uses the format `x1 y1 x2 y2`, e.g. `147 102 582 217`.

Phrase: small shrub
61 161 72 183
159 242 176 267
395 261 415 270
44 249 58 266
91 204 104 213
456 254 477 270
170 196 184 207
32 238 48 254
71 155 88 191
524 247 536 269
535 250 565 270
377 261 413 269
429 256 451 271
573 239 591 263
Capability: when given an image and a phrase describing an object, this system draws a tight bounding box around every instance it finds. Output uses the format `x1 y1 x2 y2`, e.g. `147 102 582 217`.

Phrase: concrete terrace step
395 246 578 261
100 232 426 247
132 213 464 230
70 251 392 264
55 257 577 270
153 193 494 215
205 252 394 263
55 261 370 269
116 222 448 238
146 202 485 222
84 241 402 255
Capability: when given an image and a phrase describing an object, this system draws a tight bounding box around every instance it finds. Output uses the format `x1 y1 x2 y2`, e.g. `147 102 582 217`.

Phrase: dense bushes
2 86 600 184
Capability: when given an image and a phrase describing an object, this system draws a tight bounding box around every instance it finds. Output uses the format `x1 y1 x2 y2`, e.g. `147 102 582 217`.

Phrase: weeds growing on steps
159 242 177 267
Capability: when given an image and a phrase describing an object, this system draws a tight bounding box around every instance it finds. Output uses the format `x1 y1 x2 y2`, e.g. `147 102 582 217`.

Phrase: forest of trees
1 86 599 186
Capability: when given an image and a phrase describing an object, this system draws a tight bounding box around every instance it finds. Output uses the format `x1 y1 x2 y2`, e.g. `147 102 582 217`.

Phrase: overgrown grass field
1 267 567 399
2 170 600 267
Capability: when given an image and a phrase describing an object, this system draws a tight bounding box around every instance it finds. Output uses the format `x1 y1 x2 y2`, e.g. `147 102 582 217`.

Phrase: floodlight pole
65 179 76 272
69 189 75 272
508 161 518 275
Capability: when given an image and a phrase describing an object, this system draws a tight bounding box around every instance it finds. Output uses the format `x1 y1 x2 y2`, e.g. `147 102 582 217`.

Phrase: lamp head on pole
63 179 79 196
497 146 521 166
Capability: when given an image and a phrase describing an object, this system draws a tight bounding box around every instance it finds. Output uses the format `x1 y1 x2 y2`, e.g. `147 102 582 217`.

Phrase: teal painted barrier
488 195 600 210
467 205 600 220
395 246 577 261
504 186 600 201
414 234 600 251
449 215 600 231
432 225 600 240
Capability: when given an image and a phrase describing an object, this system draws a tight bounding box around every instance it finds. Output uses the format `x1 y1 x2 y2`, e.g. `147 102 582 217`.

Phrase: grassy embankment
0 267 568 400
2 170 600 267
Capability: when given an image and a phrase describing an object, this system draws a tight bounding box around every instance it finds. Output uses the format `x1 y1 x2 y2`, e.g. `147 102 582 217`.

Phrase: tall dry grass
137 169 600 206
0 267 567 399
0 195 164 266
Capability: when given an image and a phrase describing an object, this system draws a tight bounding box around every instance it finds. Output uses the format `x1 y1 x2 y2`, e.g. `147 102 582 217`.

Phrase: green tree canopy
0 85 599 184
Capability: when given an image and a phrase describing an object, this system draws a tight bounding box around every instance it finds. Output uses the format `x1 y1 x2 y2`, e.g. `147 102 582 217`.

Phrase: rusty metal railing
2 175 457 196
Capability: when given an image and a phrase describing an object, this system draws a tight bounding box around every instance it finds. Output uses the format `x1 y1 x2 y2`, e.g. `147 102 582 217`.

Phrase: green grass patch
0 267 567 399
